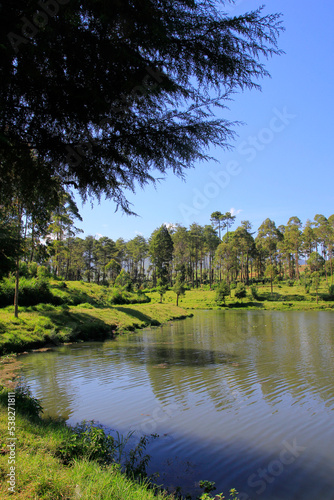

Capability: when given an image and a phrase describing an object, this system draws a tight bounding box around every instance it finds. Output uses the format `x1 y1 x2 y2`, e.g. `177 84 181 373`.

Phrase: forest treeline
1 197 333 293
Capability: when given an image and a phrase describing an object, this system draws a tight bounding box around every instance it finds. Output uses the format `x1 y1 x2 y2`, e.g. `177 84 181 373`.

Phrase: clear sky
74 0 334 241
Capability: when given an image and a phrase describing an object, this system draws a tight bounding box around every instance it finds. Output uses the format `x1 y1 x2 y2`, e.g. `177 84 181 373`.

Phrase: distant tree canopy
1 0 283 212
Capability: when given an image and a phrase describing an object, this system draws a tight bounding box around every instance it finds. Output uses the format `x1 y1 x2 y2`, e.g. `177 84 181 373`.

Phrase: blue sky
75 0 334 241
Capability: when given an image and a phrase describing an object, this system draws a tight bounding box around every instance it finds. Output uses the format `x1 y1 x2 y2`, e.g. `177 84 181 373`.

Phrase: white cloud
95 233 103 239
164 222 176 230
135 231 144 236
229 208 242 217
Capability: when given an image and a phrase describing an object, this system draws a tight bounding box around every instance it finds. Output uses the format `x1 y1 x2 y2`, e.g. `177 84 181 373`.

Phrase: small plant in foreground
57 421 117 465
57 420 158 480
198 483 239 500
199 480 216 493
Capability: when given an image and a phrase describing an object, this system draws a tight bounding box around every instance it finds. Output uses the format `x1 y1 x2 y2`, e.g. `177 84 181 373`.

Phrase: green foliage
37 266 51 279
58 421 157 481
157 277 169 303
328 284 334 297
250 285 259 300
312 272 321 302
1 1 283 214
115 270 133 292
57 421 117 466
110 290 151 306
287 279 294 287
149 226 174 278
0 385 43 419
123 434 158 481
173 275 187 306
198 481 239 500
0 276 54 307
234 283 247 299
300 274 312 294
215 281 230 305
199 480 216 493
308 252 325 272
28 262 38 277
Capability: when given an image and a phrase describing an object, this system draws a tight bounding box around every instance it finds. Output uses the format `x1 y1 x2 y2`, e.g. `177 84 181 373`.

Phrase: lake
19 310 334 499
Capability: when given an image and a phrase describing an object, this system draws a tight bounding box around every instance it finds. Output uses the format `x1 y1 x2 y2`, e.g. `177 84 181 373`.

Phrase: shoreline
1 296 333 358
0 302 193 357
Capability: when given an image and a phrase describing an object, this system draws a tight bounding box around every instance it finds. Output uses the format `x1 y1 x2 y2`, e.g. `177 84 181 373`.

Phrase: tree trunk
295 245 299 280
14 256 20 319
30 222 35 262
14 204 22 319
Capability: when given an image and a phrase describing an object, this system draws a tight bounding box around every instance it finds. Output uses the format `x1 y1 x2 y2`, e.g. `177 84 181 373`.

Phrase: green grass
0 302 191 356
0 385 239 499
0 277 333 356
0 387 179 500
50 280 150 307
147 278 334 311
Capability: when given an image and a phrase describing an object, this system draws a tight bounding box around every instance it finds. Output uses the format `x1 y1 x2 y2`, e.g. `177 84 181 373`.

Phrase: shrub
37 265 51 279
109 289 150 305
234 283 247 299
57 421 117 465
28 262 38 277
57 421 155 480
250 285 259 300
0 276 55 307
215 281 230 305
114 270 132 291
0 385 43 419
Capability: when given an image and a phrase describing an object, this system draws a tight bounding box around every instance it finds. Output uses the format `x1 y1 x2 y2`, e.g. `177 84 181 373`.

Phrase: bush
287 279 294 287
57 421 117 465
250 285 259 300
0 276 55 307
57 421 155 480
28 262 38 277
109 289 150 305
0 385 43 419
215 281 230 305
37 265 51 279
114 270 132 291
234 283 247 299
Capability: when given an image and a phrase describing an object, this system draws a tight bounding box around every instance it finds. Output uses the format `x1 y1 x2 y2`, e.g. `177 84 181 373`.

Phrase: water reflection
19 310 334 499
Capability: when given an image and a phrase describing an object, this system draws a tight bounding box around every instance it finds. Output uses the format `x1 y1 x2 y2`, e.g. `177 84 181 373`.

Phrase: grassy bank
147 280 334 311
0 300 191 356
0 385 178 500
0 385 239 500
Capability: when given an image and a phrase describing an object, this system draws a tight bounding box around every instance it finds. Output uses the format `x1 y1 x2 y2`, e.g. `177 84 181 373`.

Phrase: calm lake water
20 310 334 499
